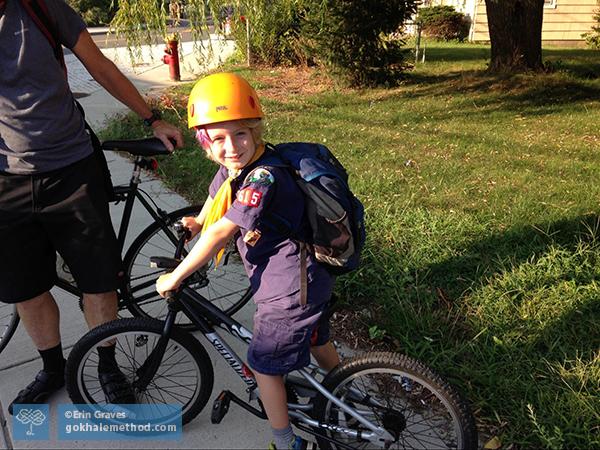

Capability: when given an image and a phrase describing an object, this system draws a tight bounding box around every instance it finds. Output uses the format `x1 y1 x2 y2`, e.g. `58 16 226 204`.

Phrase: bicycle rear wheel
65 317 214 425
122 205 253 329
312 352 478 450
0 304 19 355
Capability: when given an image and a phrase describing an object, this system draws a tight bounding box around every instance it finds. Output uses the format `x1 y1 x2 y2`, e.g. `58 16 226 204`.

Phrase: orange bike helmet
187 72 264 129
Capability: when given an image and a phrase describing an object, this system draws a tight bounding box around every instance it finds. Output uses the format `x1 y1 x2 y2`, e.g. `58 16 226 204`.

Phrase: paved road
89 20 210 49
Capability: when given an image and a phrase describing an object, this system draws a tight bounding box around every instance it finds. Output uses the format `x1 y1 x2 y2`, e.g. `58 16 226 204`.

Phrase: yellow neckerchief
203 144 265 267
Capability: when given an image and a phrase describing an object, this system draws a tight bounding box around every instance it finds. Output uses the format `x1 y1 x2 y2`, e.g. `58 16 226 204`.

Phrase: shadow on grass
391 45 600 116
399 68 600 117
425 213 600 302
410 44 491 63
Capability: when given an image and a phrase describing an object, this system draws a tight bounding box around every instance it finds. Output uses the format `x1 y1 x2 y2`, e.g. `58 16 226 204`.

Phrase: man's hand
156 273 182 298
151 120 184 151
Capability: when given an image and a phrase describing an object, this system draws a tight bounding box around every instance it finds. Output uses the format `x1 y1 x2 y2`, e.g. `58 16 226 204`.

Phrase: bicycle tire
65 317 214 425
122 204 253 329
0 304 19 355
312 352 478 450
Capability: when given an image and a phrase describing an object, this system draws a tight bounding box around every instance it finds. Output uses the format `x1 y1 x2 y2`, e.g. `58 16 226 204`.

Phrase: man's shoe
8 369 65 415
98 370 136 404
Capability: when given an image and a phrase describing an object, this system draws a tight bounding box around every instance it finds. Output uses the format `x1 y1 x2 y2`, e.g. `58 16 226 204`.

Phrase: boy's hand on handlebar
180 216 202 241
151 120 184 151
156 273 182 298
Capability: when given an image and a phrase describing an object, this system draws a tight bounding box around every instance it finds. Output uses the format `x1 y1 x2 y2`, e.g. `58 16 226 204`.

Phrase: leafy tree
484 0 545 71
302 0 418 87
67 0 116 26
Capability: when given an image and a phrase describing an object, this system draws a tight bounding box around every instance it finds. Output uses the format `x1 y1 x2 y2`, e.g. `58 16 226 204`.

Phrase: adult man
0 0 184 413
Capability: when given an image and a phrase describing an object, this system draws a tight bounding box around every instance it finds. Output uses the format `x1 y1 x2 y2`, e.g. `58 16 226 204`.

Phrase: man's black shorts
0 154 122 303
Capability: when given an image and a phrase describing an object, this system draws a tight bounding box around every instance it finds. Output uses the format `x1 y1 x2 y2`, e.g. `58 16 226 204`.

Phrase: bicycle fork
133 307 177 391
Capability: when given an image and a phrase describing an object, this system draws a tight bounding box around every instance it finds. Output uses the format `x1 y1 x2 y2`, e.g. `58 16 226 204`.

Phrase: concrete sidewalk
0 33 272 450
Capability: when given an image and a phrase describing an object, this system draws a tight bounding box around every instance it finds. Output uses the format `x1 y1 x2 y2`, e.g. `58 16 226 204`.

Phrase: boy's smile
205 121 256 170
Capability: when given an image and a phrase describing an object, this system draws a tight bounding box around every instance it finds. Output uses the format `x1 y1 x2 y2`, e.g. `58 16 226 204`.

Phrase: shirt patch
245 167 275 186
237 188 263 207
243 229 262 246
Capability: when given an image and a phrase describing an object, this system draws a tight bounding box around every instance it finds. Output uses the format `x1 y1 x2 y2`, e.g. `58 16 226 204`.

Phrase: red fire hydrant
162 39 181 81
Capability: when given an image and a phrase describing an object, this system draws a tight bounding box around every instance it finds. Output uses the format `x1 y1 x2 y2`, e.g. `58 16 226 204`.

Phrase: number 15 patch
237 188 263 207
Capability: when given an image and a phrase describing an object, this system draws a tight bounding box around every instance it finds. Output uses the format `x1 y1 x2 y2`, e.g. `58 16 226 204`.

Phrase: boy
156 72 339 449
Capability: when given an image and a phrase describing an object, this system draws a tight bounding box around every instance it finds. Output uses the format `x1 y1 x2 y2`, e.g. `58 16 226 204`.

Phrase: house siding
471 0 599 44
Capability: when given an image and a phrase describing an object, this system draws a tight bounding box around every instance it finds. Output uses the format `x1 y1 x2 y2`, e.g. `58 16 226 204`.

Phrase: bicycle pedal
211 390 232 424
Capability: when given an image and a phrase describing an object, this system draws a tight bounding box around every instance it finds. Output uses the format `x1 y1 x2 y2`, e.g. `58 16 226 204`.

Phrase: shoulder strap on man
19 0 67 77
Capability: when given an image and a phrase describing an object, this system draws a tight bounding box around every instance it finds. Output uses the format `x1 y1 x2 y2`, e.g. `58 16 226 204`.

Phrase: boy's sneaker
8 369 65 415
268 435 317 450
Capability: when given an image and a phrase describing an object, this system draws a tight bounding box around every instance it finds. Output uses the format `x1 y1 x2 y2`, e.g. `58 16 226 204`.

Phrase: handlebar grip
173 221 192 259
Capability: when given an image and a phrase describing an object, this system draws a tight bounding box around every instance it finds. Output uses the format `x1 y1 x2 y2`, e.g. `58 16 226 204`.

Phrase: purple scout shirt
208 152 335 307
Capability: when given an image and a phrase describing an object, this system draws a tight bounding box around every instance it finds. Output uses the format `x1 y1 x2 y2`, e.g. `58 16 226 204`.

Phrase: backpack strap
256 145 309 305
20 0 67 77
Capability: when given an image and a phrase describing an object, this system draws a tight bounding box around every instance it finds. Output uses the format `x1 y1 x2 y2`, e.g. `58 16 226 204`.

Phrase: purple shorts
247 297 332 376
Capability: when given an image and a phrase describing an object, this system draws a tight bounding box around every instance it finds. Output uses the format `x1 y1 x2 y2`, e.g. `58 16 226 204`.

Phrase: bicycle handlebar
101 137 172 156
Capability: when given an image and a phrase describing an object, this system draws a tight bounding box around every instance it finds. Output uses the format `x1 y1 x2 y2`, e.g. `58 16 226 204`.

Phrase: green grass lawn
101 42 600 448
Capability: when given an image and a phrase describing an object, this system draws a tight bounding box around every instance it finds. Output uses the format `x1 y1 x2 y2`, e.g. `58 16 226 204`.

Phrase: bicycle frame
147 284 396 448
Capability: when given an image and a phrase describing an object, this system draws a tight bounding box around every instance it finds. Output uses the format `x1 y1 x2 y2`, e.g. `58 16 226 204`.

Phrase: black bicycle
65 226 478 449
0 138 252 354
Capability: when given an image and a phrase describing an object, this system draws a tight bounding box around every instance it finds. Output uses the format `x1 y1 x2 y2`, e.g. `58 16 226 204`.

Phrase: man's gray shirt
0 0 91 174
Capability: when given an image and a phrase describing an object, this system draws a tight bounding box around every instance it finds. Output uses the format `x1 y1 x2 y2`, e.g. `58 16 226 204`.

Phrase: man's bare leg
82 291 118 329
16 291 60 350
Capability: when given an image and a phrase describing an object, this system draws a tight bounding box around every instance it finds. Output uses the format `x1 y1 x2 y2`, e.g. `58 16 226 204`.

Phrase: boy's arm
181 195 213 238
157 217 239 297
70 30 183 151
195 195 214 227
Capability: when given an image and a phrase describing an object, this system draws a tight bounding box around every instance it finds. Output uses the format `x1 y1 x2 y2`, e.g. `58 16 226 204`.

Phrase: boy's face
204 121 256 171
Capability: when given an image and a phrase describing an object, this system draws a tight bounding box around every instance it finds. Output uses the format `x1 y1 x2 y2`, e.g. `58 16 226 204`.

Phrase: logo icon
13 405 50 440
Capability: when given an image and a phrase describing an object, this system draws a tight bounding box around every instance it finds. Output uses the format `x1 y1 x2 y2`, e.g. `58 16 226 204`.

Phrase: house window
544 0 557 8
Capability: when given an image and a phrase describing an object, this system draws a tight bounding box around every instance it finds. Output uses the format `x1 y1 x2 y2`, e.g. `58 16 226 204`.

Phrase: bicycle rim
123 205 253 326
315 354 476 449
73 329 204 421
0 304 19 354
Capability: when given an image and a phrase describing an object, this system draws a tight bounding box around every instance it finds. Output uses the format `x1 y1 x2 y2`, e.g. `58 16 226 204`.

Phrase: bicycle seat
102 138 171 156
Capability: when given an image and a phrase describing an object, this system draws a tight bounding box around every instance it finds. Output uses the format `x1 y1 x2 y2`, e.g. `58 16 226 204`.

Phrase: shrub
302 0 418 87
67 0 116 26
582 8 600 49
416 5 470 42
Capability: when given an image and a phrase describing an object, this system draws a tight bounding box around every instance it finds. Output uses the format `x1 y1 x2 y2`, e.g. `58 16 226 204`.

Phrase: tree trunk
484 0 545 71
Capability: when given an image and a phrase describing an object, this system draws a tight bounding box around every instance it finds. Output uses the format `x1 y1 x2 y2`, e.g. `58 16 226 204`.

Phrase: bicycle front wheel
122 205 253 328
0 304 19 355
312 352 478 450
65 317 214 425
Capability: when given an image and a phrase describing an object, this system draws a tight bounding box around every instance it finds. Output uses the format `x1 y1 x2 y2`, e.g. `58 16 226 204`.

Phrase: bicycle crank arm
210 390 267 423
